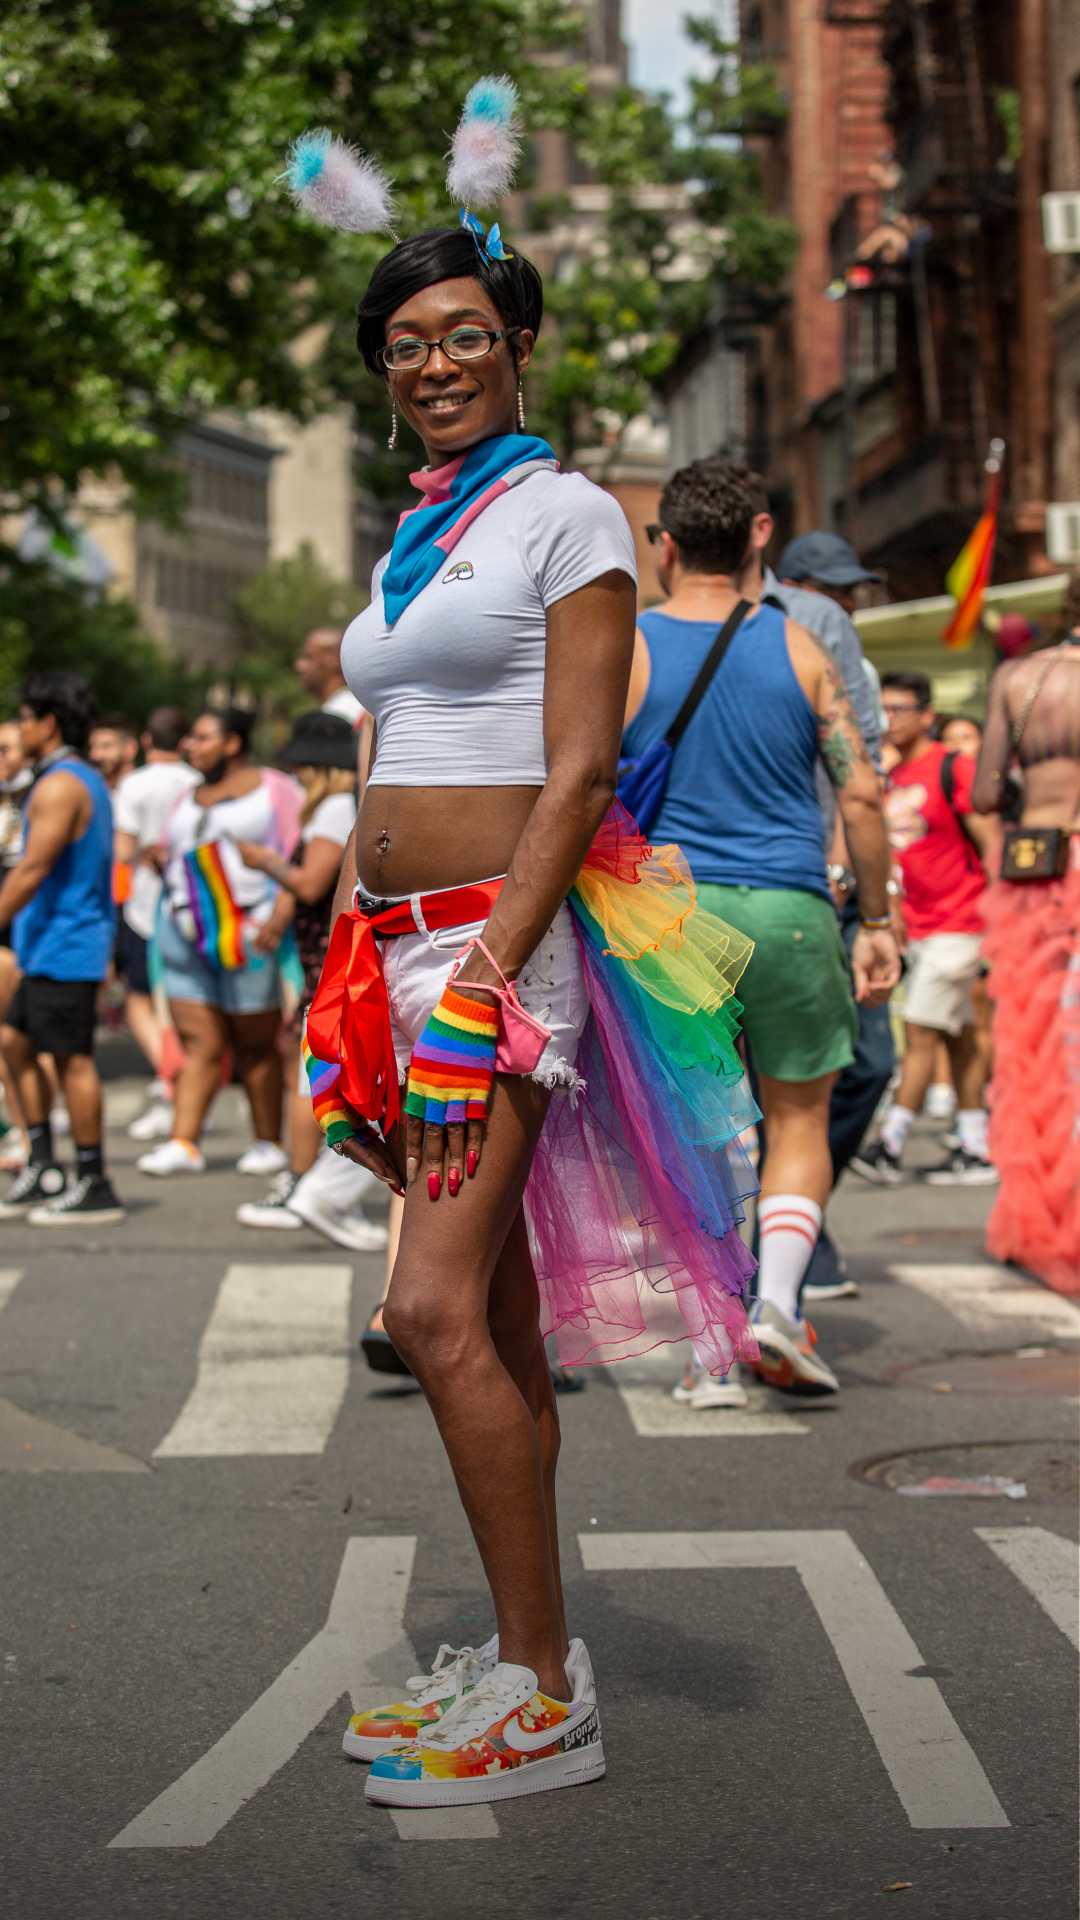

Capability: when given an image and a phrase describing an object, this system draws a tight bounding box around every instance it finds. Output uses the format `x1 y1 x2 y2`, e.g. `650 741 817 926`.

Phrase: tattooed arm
786 619 899 1003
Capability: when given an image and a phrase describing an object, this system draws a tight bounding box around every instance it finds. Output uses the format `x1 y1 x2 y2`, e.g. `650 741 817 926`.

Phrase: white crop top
340 468 637 786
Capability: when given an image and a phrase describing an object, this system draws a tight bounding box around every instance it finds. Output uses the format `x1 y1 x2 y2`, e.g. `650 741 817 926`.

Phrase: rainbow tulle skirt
527 804 759 1376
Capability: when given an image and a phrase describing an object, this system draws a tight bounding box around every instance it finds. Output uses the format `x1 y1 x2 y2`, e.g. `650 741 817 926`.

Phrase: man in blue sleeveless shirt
0 673 124 1225
625 460 898 1399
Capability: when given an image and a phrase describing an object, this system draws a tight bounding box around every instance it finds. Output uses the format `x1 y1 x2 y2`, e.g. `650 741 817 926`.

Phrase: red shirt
885 743 985 940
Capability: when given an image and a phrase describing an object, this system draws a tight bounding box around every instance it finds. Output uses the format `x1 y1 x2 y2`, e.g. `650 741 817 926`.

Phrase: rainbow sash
183 842 246 970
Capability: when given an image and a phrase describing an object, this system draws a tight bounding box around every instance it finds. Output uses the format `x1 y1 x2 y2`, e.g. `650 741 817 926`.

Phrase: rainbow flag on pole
943 444 1004 649
183 842 246 969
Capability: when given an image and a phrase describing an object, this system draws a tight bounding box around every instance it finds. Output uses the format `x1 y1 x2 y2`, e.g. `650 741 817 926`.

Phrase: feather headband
282 76 522 261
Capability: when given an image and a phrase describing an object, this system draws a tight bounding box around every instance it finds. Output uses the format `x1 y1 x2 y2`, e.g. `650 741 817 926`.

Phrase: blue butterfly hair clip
460 207 513 262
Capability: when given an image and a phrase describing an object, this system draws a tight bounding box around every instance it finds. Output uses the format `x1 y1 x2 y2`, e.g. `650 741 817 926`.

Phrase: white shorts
358 886 590 1095
903 931 983 1035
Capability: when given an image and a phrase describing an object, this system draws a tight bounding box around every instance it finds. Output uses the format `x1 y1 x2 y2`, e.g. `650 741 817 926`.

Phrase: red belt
305 878 504 1136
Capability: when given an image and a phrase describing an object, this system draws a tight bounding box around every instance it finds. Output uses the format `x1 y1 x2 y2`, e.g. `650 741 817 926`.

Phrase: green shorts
701 884 857 1083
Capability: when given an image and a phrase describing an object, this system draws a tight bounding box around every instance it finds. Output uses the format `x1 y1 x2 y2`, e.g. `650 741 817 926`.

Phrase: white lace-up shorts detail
357 884 590 1098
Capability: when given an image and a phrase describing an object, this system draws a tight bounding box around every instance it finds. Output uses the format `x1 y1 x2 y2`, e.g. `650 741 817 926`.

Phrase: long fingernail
427 1172 442 1201
391 1184 406 1198
406 1159 418 1186
448 1168 461 1197
466 1150 478 1179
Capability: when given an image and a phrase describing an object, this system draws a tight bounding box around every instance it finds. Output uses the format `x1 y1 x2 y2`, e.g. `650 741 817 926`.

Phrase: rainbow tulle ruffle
526 804 760 1376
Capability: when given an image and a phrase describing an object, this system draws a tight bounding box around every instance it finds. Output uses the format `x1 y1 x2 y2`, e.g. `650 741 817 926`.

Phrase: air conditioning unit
1046 502 1080 563
1042 192 1080 253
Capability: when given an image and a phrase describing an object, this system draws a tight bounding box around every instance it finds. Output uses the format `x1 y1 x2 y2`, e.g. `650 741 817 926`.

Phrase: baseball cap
777 531 884 588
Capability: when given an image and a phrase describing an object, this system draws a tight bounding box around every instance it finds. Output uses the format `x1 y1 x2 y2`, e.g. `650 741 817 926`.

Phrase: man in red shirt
853 671 997 1185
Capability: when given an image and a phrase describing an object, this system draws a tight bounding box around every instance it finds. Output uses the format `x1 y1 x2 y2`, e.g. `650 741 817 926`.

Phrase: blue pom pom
462 76 518 128
287 130 330 190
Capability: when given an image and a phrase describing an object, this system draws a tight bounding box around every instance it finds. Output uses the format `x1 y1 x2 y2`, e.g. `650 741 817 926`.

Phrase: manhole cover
854 1438 1078 1503
890 1347 1080 1398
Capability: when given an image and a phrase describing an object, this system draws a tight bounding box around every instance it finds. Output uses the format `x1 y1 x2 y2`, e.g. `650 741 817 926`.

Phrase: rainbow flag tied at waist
183 842 246 970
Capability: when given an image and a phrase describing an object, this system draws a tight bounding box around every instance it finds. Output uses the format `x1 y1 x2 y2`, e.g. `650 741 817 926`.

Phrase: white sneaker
235 1140 289 1177
137 1138 206 1177
128 1101 174 1142
749 1299 839 1395
343 1634 500 1761
671 1370 750 1410
237 1170 303 1230
289 1183 389 1253
366 1640 604 1807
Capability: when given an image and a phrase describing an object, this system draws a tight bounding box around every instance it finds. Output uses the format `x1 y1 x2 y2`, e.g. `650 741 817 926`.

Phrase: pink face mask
451 937 551 1074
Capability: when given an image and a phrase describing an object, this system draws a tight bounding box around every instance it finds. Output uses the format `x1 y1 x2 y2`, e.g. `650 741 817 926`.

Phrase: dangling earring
516 378 527 432
387 401 398 452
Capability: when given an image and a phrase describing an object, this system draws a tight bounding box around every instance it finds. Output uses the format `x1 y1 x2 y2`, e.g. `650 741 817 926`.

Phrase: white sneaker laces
416 1666 532 1750
404 1643 487 1705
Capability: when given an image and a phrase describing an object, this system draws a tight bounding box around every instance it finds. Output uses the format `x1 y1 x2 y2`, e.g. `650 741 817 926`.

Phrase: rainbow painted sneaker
342 1635 498 1762
365 1641 604 1808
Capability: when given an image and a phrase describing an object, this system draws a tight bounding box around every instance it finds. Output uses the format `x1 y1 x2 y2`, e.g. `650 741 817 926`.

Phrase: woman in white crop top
317 222 637 1785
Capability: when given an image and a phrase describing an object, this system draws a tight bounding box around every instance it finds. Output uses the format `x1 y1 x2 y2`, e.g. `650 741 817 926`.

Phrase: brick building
1047 0 1080 521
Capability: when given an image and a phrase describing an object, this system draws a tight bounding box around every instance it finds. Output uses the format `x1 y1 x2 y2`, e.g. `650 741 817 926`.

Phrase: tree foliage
233 542 362 710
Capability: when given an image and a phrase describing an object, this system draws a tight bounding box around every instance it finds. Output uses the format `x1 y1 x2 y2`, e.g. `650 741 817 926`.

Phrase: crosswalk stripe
154 1262 352 1458
975 1527 1080 1652
0 1269 23 1314
108 1538 497 1846
889 1263 1080 1342
616 1381 810 1437
580 1530 1010 1830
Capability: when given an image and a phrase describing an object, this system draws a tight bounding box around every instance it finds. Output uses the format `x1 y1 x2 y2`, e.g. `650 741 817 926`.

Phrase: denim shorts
156 903 284 1016
358 884 589 1094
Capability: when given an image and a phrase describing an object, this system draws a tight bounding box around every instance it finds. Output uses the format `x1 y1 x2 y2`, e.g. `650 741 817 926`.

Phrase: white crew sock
757 1194 824 1324
880 1103 916 1159
957 1109 989 1159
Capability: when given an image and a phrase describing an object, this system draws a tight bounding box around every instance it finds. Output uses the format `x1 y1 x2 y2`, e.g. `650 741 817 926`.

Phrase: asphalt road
2 1061 1078 1920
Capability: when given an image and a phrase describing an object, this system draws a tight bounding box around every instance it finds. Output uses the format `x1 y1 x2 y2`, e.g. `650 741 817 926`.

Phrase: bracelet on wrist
859 913 893 930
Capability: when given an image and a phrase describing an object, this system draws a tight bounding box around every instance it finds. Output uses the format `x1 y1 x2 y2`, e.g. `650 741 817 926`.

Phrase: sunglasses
646 524 666 545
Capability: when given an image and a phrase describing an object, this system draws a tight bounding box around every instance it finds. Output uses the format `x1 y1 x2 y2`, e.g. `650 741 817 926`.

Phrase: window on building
851 293 897 386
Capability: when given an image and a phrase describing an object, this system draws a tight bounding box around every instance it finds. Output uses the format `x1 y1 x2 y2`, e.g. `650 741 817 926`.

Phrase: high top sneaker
29 1173 125 1226
0 1161 66 1219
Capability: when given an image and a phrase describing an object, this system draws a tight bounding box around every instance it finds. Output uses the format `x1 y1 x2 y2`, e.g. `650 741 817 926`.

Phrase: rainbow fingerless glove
405 985 499 1127
302 1035 366 1150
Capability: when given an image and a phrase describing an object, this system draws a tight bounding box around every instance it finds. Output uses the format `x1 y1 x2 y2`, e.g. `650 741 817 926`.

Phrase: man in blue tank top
625 458 899 1400
0 672 124 1225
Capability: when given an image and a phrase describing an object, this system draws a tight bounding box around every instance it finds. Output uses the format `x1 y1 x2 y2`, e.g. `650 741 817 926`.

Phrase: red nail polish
448 1168 461 1197
427 1172 442 1201
466 1150 478 1178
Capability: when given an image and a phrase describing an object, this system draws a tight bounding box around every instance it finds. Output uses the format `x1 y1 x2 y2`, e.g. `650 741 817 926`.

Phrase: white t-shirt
322 686 365 728
301 791 355 846
340 469 636 787
164 781 277 925
114 760 199 939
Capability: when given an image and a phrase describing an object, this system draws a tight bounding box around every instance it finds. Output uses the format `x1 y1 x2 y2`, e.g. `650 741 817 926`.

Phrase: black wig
356 227 543 376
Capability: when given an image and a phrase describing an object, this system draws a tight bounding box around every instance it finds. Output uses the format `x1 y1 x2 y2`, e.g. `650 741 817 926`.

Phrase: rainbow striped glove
302 1035 366 1150
405 985 499 1127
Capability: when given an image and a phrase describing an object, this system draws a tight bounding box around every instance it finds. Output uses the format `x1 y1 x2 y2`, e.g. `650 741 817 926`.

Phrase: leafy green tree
233 543 362 711
0 554 207 723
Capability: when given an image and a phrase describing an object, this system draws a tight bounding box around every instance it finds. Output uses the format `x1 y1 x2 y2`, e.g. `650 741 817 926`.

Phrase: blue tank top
14 757 115 980
622 603 829 897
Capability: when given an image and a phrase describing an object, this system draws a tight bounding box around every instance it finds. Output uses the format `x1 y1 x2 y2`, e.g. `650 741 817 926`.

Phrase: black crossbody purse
999 653 1076 882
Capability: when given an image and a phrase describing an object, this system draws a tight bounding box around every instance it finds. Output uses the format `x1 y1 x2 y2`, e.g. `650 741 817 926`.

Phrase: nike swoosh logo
501 1701 597 1755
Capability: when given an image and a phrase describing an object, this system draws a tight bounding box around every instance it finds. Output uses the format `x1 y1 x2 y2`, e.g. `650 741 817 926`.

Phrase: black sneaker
28 1174 126 1226
924 1148 999 1187
849 1140 904 1186
0 1161 66 1218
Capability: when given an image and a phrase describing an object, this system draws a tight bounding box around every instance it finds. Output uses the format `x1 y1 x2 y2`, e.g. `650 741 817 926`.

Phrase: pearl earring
516 379 527 432
387 402 398 451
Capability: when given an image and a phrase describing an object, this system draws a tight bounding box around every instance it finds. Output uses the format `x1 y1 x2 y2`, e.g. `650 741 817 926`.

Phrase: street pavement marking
975 1527 1080 1652
889 1263 1080 1343
616 1381 810 1437
154 1262 352 1458
0 1269 23 1313
108 1537 497 1847
580 1530 1010 1831
0 1397 150 1474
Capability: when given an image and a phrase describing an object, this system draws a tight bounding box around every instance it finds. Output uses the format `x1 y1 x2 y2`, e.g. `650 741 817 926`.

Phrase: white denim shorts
903 930 983 1035
356 884 590 1095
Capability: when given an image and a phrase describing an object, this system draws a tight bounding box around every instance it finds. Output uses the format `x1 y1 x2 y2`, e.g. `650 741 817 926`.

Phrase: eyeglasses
378 326 519 373
646 524 665 545
881 702 924 715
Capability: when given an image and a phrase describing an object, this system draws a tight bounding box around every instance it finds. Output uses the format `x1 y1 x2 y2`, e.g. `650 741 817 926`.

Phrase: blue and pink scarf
381 433 558 626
